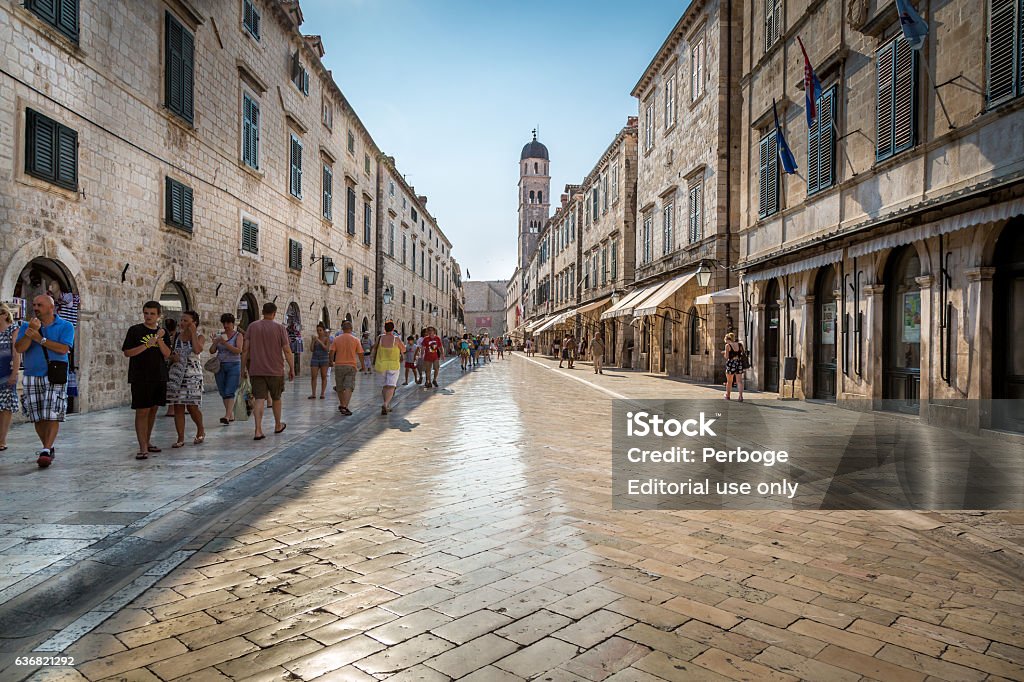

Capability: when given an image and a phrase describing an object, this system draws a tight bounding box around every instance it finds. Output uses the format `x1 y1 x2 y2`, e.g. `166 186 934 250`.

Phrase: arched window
160 282 190 323
534 162 538 173
320 306 331 330
237 293 258 330
362 317 369 334
529 190 535 204
538 191 543 203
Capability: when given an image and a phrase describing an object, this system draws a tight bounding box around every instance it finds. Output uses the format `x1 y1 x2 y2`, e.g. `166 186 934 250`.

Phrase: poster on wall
476 316 492 329
902 291 921 343
821 303 836 344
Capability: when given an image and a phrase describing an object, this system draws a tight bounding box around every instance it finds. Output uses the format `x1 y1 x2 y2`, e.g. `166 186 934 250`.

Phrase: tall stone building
0 0 460 412
463 281 508 339
734 0 1024 433
618 0 741 381
517 131 550 270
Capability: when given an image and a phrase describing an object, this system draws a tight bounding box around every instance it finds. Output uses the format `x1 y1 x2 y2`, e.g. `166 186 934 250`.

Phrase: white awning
633 273 696 318
847 197 1024 258
695 286 741 305
525 315 553 333
600 283 663 319
742 251 844 283
533 309 573 334
575 296 613 315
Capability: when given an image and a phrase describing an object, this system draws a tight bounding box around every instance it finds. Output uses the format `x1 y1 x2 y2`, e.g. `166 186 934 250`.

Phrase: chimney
560 194 568 208
417 195 428 207
385 155 395 166
627 115 638 127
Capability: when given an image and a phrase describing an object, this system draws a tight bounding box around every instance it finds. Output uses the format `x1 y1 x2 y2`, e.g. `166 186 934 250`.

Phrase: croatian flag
895 0 928 50
797 37 823 128
773 99 798 175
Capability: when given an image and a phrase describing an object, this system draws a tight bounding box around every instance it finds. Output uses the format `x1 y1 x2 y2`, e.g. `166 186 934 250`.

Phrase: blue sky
300 0 686 281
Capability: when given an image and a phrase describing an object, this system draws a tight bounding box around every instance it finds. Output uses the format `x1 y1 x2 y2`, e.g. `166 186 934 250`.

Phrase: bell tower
517 130 550 270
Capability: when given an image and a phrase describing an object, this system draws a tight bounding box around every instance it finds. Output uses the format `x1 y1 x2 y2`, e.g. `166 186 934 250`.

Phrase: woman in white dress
167 310 205 447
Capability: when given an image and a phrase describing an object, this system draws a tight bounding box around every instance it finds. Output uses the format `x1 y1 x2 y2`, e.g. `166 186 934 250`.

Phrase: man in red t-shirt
421 326 444 388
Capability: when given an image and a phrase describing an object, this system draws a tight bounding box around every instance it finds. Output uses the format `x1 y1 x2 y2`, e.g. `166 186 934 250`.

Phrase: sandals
171 441 185 449
220 417 230 425
147 445 162 453
194 434 205 445
254 434 266 440
308 395 316 400
135 452 148 460
274 424 287 434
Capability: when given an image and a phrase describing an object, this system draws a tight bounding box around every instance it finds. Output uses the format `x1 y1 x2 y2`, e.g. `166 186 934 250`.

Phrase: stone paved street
3 354 1024 681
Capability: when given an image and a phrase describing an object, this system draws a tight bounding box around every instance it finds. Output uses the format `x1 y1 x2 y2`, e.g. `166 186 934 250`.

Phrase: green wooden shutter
988 0 1020 106
165 177 179 225
242 219 258 253
892 38 916 155
346 187 356 234
611 241 617 280
243 95 259 168
289 136 302 198
767 133 778 215
27 109 56 181
322 166 332 219
818 88 836 190
29 0 58 26
55 125 77 190
181 183 193 230
758 136 770 217
165 13 193 123
57 0 78 41
876 40 895 160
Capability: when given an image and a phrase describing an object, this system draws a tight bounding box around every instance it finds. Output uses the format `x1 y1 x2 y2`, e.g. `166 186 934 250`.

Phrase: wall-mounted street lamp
695 261 714 288
310 252 340 286
383 285 394 306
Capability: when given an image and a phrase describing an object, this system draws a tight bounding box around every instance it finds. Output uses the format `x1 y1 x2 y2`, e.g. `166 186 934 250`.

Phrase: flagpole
919 46 955 130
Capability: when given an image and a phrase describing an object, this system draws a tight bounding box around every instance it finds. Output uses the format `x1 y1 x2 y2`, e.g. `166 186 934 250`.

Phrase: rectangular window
165 12 195 123
164 177 194 233
420 251 425 277
570 212 576 241
389 181 395 196
592 185 600 222
346 267 353 288
322 99 333 129
665 75 676 127
689 181 703 242
389 221 395 257
411 241 417 270
876 36 917 161
291 51 309 96
642 213 653 263
346 186 356 235
27 0 78 42
611 162 619 199
758 131 779 218
601 248 608 286
363 276 370 295
988 0 1024 106
644 99 655 150
347 130 355 154
364 153 371 175
289 134 302 198
242 219 259 254
242 93 260 169
411 207 419 223
322 165 333 219
691 37 705 100
807 86 837 195
288 239 303 270
25 108 77 191
765 0 783 52
611 240 618 280
364 203 372 245
602 173 609 212
402 234 407 264
662 203 674 254
584 258 590 289
242 0 260 40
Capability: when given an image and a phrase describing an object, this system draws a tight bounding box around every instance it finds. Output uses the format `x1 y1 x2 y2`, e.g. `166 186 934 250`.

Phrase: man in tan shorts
330 320 365 415
241 302 294 440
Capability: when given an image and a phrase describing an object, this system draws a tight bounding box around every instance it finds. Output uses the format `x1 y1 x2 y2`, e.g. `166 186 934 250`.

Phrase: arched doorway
320 306 330 330
13 258 81 413
237 293 258 330
993 220 1024 432
764 279 781 392
159 282 190 323
814 265 838 400
661 316 672 373
883 246 921 412
362 317 369 335
687 308 700 375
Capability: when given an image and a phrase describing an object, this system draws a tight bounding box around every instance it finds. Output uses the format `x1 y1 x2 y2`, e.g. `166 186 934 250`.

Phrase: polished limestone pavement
2 354 1023 681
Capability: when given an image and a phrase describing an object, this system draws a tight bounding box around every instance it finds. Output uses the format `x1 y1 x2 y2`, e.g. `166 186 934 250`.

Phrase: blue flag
773 99 798 175
895 0 928 50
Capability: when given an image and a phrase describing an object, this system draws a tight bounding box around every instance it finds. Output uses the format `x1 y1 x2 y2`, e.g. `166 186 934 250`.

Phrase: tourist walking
241 302 294 439
496 339 505 359
308 323 330 399
0 303 23 452
122 301 171 459
722 332 745 401
330 319 364 415
15 294 75 468
422 326 443 387
459 335 471 371
360 331 373 373
162 317 178 417
402 335 418 385
591 332 606 375
167 311 205 447
524 338 533 357
372 321 405 414
209 313 243 425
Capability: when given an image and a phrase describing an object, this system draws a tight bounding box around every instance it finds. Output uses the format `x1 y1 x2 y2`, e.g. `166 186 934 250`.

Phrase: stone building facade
0 0 460 412
624 0 741 383
377 159 457 340
736 0 1024 433
463 281 507 339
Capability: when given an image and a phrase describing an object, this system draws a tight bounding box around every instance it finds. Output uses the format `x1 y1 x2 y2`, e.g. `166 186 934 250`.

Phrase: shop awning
742 251 844 284
600 284 662 319
575 296 613 315
695 286 741 305
525 316 553 333
633 273 696 318
533 309 574 334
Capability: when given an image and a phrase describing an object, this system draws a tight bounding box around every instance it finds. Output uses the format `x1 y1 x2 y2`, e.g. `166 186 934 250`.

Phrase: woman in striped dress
167 310 206 446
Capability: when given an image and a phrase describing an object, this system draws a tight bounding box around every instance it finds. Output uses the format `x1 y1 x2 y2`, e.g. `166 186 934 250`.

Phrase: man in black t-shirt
122 301 171 460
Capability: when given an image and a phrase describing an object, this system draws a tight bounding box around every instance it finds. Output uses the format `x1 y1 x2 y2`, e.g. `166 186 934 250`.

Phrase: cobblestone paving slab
6 355 1024 681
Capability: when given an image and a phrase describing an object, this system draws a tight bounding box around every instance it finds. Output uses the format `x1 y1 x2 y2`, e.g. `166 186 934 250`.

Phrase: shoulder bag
41 343 68 385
